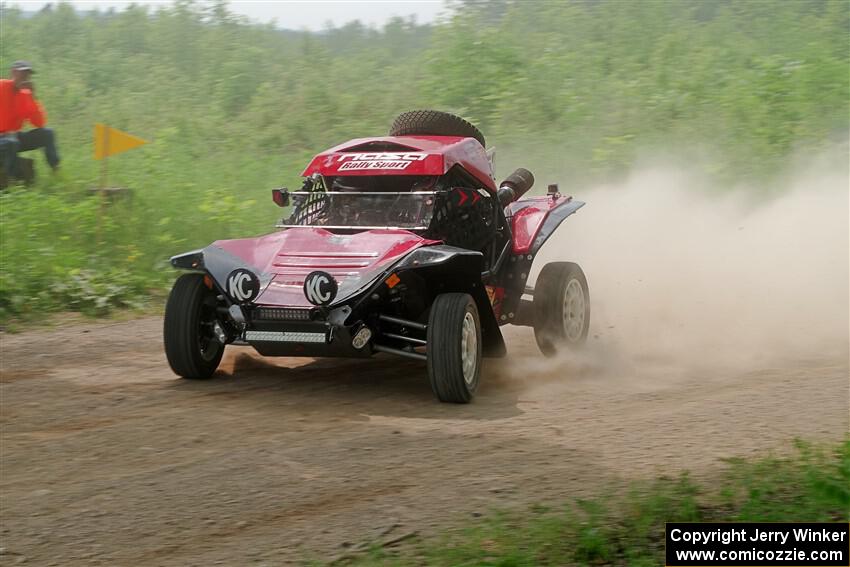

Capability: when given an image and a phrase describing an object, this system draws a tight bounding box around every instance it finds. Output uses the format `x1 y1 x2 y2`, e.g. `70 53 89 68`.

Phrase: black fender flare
170 246 274 304
529 199 585 256
395 245 506 358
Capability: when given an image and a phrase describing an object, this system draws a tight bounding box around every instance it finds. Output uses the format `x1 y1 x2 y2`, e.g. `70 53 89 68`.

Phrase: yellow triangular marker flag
94 123 147 160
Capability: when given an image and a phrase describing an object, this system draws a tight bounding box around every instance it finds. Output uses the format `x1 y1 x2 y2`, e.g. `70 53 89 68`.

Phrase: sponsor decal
225 268 261 303
303 271 338 306
335 152 428 171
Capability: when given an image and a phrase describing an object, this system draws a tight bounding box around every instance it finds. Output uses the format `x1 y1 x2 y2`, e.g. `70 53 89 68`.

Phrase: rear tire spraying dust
533 262 590 357
163 274 225 379
427 293 482 403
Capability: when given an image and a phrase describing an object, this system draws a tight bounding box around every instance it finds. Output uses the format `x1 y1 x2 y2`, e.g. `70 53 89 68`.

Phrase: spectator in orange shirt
0 60 61 183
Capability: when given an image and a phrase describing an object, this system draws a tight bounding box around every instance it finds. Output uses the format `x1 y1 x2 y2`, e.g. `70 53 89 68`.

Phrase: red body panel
301 136 497 192
214 228 438 307
507 196 572 255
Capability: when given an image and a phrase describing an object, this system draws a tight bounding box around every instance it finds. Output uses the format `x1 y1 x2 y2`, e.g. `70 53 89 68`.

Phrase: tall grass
0 0 847 322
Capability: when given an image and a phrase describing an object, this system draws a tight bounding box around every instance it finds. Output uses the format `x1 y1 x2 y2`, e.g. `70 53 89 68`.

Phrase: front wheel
533 262 590 357
163 273 225 379
427 293 482 403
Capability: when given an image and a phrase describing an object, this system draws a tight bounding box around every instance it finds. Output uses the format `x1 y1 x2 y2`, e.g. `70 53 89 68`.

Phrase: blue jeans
0 128 61 178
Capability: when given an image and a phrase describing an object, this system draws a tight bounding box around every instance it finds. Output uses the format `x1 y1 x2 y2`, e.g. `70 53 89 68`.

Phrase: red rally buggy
164 111 589 403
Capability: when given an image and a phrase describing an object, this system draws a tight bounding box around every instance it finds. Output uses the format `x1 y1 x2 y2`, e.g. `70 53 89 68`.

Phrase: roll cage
277 170 513 276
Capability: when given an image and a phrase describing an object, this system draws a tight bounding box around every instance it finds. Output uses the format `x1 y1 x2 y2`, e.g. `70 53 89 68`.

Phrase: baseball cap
11 60 35 73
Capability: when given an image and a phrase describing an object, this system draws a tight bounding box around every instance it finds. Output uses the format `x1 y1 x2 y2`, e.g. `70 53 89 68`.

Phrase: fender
170 246 274 303
395 245 506 357
508 197 585 256
530 199 585 256
495 198 585 322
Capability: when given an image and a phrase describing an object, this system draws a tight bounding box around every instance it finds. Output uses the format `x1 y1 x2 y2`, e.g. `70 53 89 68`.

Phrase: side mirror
272 188 290 207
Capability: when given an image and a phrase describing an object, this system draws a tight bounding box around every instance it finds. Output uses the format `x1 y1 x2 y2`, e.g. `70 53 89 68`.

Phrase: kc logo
225 269 260 303
303 271 338 306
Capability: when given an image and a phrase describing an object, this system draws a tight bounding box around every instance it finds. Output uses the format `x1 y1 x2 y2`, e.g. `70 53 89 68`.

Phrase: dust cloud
528 158 849 378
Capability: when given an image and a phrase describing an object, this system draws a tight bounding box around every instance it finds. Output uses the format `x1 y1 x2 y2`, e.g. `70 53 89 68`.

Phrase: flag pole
96 126 109 244
93 123 147 243
99 126 109 192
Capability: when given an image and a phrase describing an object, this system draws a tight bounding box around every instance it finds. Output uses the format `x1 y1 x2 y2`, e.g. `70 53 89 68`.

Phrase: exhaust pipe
497 168 535 206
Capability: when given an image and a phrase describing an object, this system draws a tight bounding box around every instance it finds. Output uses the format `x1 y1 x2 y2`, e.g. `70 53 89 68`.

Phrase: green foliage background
0 0 847 320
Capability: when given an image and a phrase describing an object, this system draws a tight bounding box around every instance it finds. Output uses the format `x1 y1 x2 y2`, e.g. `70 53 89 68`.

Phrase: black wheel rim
197 294 221 362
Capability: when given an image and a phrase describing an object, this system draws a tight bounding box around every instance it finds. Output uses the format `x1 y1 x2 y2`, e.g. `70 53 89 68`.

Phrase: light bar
253 307 314 321
245 331 327 343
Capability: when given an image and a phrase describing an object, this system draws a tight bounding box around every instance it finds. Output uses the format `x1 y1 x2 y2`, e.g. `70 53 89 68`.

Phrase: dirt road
1 317 847 565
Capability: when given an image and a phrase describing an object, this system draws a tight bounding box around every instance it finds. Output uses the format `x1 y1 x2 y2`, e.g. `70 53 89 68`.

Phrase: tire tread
427 293 481 403
533 262 590 357
163 273 223 379
389 110 486 147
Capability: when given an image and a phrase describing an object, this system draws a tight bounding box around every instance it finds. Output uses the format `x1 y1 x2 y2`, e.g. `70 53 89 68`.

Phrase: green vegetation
346 438 850 566
0 0 847 321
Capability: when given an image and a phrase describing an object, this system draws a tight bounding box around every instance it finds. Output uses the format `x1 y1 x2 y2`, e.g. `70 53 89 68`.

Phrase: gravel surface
1 317 847 565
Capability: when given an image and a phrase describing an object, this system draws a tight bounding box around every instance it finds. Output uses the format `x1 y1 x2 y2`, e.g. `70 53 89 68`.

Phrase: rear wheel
427 293 482 403
389 110 486 147
533 262 590 357
163 273 224 379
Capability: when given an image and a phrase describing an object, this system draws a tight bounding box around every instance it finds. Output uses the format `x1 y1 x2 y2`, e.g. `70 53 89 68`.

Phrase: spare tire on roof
389 110 486 148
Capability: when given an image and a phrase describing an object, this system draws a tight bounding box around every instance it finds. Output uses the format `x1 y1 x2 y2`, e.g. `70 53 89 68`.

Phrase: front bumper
242 319 371 358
